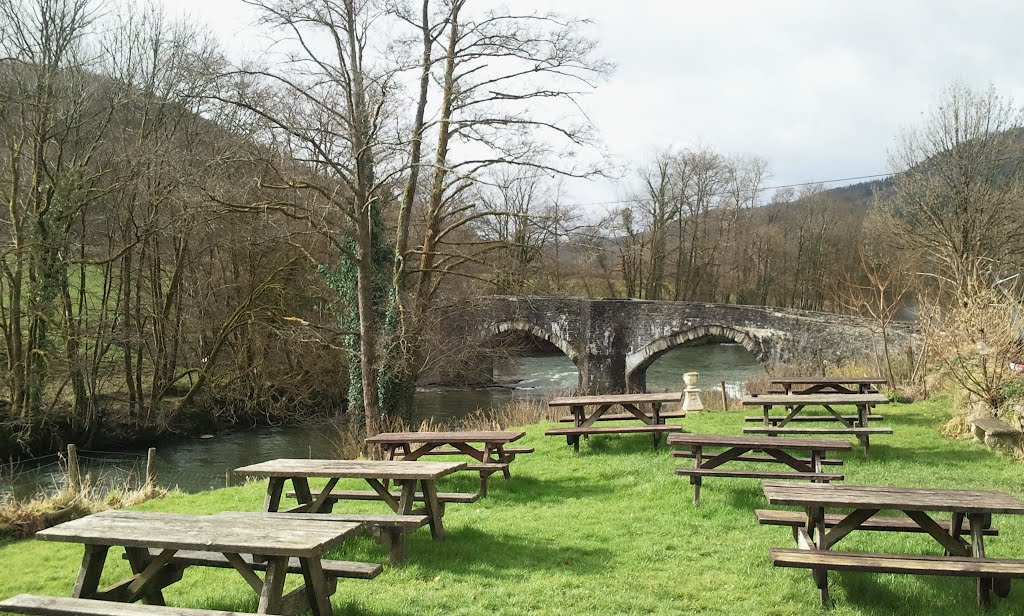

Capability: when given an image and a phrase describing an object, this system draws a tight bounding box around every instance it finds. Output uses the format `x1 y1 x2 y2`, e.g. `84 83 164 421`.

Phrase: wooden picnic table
234 459 465 541
761 481 1024 608
33 509 363 616
364 430 529 496
668 434 851 504
545 392 684 452
742 392 892 453
769 376 886 394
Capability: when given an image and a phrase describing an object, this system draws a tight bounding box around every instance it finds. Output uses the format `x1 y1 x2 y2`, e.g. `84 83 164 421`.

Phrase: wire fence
0 447 236 502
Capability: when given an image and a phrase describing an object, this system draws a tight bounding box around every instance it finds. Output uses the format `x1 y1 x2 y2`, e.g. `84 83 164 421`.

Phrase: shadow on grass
565 433 673 457
723 483 768 512
482 475 626 505
832 569 1021 615
886 407 949 428
863 442 994 469
404 526 613 578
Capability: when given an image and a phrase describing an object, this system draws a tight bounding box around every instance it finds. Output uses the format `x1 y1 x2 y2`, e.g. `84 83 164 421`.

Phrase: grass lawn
1 398 1023 615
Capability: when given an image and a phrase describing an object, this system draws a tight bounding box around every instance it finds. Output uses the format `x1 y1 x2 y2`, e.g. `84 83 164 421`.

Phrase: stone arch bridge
440 296 918 394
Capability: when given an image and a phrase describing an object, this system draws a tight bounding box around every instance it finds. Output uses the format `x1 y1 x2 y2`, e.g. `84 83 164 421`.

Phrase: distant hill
819 178 892 209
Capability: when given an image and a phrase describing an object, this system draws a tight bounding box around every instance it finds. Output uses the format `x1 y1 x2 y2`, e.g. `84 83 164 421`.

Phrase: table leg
299 556 334 616
480 443 494 496
692 446 702 505
809 506 829 607
970 513 997 607
948 512 965 556
421 479 446 540
811 450 823 476
124 547 168 606
263 477 285 512
72 544 109 598
292 477 313 509
496 445 512 480
257 556 289 614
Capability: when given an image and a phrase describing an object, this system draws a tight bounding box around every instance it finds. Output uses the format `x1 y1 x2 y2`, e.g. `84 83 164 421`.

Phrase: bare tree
876 83 1024 291
215 0 404 434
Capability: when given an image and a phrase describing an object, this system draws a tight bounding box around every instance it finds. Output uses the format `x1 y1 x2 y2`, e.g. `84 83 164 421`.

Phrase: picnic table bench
0 510 371 616
545 392 684 452
234 458 466 562
364 430 529 497
668 434 850 504
741 393 892 453
768 376 886 395
760 481 1024 608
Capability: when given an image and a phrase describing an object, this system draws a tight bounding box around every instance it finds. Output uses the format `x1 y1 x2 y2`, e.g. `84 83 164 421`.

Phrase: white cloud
152 0 1024 210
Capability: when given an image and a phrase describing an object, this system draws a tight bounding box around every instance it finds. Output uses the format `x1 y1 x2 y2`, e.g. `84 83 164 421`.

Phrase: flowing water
1 344 763 497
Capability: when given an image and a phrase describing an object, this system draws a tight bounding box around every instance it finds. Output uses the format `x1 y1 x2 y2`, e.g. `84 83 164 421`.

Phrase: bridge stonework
448 296 918 394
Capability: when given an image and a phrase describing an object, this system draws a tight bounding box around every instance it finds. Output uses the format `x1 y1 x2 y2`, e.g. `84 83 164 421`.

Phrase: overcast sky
154 0 1024 209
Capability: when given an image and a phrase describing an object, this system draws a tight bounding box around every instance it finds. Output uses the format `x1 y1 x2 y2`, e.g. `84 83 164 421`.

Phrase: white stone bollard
682 371 704 411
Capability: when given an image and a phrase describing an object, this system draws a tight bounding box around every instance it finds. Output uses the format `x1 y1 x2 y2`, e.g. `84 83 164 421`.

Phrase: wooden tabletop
234 458 467 480
667 434 853 451
35 510 361 557
364 430 525 444
770 376 886 385
741 393 890 406
763 482 1024 515
548 392 683 407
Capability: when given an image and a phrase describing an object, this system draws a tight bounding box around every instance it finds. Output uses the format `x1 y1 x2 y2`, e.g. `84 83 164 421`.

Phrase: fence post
145 447 157 490
720 381 728 411
67 444 80 494
225 467 233 488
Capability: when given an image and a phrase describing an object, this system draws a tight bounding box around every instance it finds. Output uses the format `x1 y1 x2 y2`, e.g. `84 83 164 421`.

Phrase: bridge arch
625 324 768 390
487 320 579 363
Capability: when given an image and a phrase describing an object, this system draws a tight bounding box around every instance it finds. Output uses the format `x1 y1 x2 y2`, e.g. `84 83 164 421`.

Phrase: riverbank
2 398 1022 614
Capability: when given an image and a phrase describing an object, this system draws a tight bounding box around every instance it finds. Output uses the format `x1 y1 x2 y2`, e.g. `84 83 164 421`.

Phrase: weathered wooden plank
294 489 480 504
743 415 884 423
415 446 535 455
672 451 844 465
463 463 509 472
134 549 381 580
741 393 889 406
675 468 843 481
744 427 893 435
233 459 467 481
364 431 525 444
545 425 682 436
558 411 686 422
754 510 1000 535
0 595 244 616
548 393 683 406
216 511 427 529
770 549 1024 577
770 377 886 385
668 433 852 450
762 482 1024 514
36 511 360 558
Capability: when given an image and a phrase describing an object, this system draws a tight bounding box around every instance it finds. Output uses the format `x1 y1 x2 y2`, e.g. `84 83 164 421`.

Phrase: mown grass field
1 398 1023 615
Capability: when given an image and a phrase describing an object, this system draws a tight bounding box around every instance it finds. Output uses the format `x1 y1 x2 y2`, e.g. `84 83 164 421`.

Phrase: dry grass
457 397 557 430
0 473 167 540
698 387 742 411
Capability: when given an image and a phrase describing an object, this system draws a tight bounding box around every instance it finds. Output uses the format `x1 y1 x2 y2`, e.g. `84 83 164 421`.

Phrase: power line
560 149 1024 210
560 170 894 209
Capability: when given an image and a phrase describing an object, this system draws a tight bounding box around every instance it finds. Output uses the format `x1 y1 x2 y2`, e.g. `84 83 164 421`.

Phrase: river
0 343 763 498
